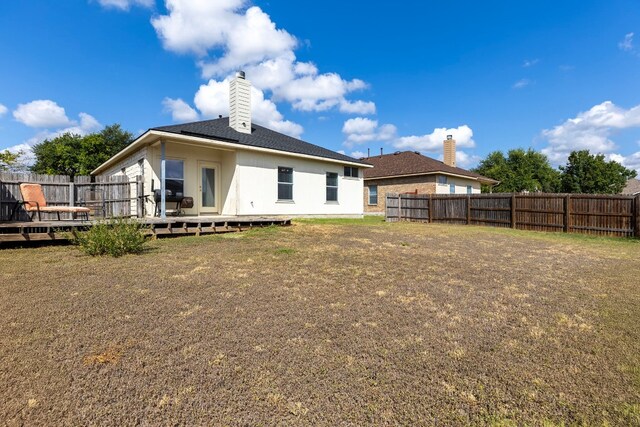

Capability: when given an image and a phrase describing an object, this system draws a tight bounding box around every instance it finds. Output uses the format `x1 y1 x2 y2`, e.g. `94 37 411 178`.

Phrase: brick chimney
444 135 456 167
229 71 252 134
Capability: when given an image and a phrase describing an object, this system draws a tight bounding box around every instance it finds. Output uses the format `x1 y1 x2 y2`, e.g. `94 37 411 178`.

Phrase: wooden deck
0 216 292 243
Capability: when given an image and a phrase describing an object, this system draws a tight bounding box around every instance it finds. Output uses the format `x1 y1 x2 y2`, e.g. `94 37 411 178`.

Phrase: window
344 166 359 178
369 185 378 205
466 185 472 194
278 166 293 200
166 159 184 196
438 175 448 184
449 183 455 194
326 172 338 202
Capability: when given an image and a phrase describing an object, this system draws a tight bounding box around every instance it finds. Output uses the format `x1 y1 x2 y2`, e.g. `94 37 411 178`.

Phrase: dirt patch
1 221 639 425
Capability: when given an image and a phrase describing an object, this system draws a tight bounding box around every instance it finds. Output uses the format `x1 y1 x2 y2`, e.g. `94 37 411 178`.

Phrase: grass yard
1 219 639 426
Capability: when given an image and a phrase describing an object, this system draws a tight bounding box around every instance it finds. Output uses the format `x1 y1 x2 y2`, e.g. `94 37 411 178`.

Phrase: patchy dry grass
1 220 639 426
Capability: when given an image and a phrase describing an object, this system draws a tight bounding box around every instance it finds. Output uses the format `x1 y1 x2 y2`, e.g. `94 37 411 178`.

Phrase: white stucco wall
434 174 481 195
235 150 364 217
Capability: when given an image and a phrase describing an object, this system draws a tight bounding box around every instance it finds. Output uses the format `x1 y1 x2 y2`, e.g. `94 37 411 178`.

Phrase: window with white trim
326 172 338 202
438 175 448 184
278 167 293 200
166 159 184 196
369 185 378 205
466 185 472 194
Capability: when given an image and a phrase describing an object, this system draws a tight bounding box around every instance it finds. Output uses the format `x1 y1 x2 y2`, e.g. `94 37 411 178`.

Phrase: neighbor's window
467 185 472 194
369 185 378 205
278 166 293 200
166 159 184 196
326 172 338 202
449 183 455 194
344 166 359 178
438 175 448 184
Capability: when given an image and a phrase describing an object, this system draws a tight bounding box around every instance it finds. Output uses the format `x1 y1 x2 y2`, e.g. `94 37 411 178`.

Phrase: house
622 178 640 195
92 72 371 218
362 140 498 214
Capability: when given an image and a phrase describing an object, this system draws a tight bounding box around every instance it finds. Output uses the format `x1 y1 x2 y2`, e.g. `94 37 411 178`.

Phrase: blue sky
1 0 640 172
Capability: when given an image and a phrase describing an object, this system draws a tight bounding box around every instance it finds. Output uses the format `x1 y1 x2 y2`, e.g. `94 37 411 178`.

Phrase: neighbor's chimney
444 135 456 167
229 71 252 134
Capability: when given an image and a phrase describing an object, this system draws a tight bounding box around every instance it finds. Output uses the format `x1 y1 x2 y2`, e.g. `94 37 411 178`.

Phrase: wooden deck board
0 216 292 243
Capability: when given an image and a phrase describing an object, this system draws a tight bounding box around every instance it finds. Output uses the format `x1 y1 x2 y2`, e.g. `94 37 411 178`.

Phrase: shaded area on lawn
1 220 639 425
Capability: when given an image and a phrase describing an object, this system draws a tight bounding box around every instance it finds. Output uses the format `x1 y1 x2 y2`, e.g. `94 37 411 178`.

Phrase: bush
72 218 148 257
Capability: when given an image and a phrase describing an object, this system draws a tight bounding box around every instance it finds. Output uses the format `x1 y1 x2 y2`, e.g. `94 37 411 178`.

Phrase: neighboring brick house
363 148 498 214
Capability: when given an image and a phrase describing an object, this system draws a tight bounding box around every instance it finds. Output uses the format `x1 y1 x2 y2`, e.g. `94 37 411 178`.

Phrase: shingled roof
363 151 498 184
152 117 370 166
622 178 640 195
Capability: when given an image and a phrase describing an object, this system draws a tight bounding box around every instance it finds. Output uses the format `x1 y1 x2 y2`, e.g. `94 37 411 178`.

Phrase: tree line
0 124 133 177
472 148 636 194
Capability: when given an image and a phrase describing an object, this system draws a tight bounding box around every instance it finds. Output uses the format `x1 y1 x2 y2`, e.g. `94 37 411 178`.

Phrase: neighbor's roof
153 117 370 166
363 151 498 184
622 178 640 195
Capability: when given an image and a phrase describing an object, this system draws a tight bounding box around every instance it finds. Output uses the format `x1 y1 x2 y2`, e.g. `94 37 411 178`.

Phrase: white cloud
339 99 376 115
192 78 303 138
162 97 199 122
609 151 640 173
0 103 7 117
619 32 634 52
13 100 72 128
6 112 102 165
394 125 475 152
152 0 375 118
513 78 532 89
350 150 367 159
341 118 396 147
97 0 154 10
455 150 481 168
541 101 640 164
523 59 539 68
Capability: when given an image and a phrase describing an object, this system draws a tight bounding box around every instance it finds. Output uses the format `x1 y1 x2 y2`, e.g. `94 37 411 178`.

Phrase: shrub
72 218 147 257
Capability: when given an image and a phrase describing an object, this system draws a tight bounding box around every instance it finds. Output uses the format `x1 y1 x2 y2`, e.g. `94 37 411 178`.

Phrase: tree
0 150 25 172
559 150 637 194
473 148 560 193
31 124 133 177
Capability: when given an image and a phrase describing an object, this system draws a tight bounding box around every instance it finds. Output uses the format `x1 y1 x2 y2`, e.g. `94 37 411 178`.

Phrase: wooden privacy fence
386 193 640 238
0 172 145 221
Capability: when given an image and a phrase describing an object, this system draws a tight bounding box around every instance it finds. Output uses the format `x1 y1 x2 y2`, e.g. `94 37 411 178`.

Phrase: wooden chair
17 183 90 221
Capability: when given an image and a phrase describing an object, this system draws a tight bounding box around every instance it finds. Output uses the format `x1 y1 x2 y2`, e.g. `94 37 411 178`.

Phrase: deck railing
0 172 145 222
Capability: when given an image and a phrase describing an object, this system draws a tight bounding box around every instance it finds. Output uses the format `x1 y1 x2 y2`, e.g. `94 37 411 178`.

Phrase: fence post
466 195 471 225
510 194 517 229
398 194 402 221
69 182 75 207
563 194 571 233
635 194 640 238
428 194 433 223
136 175 144 218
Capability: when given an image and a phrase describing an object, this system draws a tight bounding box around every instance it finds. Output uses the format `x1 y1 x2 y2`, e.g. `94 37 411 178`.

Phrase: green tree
0 150 25 172
31 124 133 177
473 148 560 193
559 150 637 194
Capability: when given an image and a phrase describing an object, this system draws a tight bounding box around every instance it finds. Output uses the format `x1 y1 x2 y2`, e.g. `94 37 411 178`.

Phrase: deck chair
18 183 90 221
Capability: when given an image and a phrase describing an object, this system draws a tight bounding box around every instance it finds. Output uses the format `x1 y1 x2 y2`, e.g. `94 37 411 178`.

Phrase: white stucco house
92 72 371 218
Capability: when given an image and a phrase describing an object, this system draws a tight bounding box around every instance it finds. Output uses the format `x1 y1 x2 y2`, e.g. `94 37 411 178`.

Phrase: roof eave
92 130 371 175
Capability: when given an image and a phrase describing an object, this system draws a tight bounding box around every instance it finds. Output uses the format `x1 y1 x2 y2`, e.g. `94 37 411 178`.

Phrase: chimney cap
446 135 453 140
236 70 246 79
